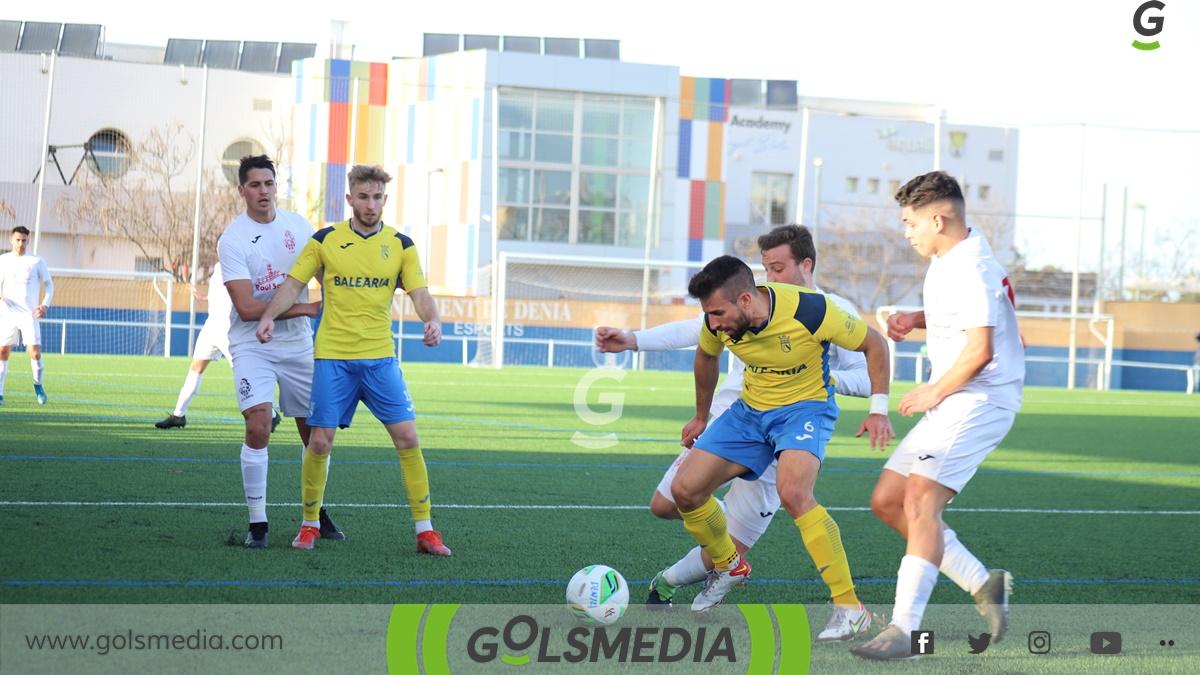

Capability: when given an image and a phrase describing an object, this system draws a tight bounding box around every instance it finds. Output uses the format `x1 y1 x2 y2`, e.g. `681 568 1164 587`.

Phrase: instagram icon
1028 631 1052 654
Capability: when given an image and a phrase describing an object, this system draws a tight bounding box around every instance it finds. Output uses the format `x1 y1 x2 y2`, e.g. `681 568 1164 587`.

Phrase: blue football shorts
308 357 416 429
693 397 839 480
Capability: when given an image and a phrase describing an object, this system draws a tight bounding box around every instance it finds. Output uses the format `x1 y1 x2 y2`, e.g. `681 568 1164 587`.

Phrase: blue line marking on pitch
3 455 1199 478
3 578 1196 588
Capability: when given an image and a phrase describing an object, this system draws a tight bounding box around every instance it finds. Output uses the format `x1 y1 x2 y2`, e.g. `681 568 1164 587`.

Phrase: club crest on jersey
380 245 389 260
779 335 792 352
238 378 252 400
284 230 296 252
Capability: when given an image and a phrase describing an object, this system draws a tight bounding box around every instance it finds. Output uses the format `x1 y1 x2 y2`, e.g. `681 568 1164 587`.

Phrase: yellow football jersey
289 220 426 360
699 282 867 409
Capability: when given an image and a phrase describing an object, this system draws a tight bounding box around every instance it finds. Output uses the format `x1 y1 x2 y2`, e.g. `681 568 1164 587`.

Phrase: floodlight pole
1067 123 1085 390
33 51 57 255
188 65 210 357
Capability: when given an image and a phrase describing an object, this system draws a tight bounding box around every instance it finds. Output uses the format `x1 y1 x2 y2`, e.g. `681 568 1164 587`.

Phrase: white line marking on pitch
0 501 1196 515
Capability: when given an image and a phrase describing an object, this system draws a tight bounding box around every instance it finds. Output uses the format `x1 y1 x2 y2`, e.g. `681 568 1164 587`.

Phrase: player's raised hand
423 320 442 347
680 415 707 448
595 326 636 353
887 312 915 342
255 318 275 343
855 413 896 452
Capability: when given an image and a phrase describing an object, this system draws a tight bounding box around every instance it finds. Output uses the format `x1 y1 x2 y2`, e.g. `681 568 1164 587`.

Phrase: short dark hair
238 155 276 186
688 255 756 303
894 171 965 212
12 226 30 236
758 224 816 272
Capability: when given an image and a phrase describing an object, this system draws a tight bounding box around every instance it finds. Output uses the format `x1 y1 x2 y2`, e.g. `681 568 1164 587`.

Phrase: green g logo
1132 1 1165 50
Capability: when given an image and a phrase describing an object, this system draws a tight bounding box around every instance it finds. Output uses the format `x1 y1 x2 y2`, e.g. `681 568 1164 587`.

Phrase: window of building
866 178 879 195
988 149 1004 162
978 184 991 200
221 139 266 185
86 129 131 179
889 179 901 196
750 173 791 226
134 256 163 273
845 176 858 193
498 89 657 246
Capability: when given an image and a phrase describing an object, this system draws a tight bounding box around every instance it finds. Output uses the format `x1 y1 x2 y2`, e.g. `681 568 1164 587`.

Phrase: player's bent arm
633 317 704 353
38 260 54 307
929 326 994 400
693 347 720 421
852 327 896 450
408 287 442 347
830 343 870 398
227 278 318 323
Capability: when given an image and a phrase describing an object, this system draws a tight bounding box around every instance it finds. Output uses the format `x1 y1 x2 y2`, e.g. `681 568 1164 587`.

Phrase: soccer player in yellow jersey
674 255 895 614
255 164 451 556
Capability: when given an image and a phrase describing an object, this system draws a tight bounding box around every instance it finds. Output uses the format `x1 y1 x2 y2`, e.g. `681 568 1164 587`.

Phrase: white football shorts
0 313 40 348
884 393 1016 493
229 344 313 417
192 320 231 362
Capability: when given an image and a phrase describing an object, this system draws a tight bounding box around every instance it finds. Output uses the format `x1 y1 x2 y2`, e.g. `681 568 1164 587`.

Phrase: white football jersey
217 209 313 352
0 251 54 315
923 229 1024 411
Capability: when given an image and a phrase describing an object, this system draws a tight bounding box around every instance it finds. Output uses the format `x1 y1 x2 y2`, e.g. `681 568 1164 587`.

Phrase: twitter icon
968 633 992 654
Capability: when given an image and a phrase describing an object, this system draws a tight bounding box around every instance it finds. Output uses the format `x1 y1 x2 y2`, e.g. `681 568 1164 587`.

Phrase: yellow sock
795 505 859 606
398 446 432 521
301 449 329 523
679 496 738 570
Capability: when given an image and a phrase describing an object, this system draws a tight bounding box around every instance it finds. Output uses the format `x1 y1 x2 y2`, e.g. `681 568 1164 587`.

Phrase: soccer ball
565 564 629 626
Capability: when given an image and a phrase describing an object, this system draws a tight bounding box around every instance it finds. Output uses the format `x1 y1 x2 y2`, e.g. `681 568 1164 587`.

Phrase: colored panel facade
677 76 728 263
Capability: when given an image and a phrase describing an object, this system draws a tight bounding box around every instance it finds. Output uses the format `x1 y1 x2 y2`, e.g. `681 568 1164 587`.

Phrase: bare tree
817 204 926 311
54 124 242 282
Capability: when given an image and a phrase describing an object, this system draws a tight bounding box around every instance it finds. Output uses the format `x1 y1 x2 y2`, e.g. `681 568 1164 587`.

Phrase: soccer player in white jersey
596 224 875 640
852 171 1024 660
154 262 281 431
217 155 341 548
0 226 54 405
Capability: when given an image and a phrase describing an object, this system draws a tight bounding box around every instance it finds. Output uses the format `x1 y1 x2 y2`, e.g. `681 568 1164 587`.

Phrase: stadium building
1 21 1195 391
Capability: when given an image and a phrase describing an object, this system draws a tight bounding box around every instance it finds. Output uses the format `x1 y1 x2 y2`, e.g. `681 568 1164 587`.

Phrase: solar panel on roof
59 23 101 57
201 39 239 69
17 22 61 52
164 38 202 66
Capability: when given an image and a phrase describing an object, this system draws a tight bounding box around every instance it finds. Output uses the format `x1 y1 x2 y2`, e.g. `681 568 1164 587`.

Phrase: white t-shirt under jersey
923 229 1024 411
217 209 314 352
0 251 54 316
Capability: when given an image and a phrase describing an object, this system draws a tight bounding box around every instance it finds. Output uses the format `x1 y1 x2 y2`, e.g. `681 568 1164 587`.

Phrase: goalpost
473 252 712 370
40 268 175 357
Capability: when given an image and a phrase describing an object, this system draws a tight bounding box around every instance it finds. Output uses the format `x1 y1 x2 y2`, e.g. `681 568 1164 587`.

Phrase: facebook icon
911 630 935 655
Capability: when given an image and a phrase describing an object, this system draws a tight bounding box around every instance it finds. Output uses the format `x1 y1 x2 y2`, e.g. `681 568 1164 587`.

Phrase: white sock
663 546 709 587
939 528 990 595
32 357 43 385
0 360 7 394
173 370 204 417
892 554 939 633
241 443 269 523
415 519 432 534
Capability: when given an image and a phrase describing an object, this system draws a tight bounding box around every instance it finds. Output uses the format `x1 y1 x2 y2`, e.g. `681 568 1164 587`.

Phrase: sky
21 0 1200 277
